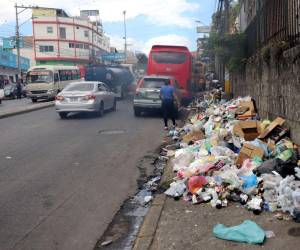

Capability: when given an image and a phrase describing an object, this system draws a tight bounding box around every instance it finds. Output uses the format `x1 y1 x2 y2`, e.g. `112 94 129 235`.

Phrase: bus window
54 73 59 82
152 52 186 64
27 71 53 84
72 70 80 80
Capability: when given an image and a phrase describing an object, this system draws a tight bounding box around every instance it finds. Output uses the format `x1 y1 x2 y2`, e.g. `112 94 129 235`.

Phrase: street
0 100 163 250
0 98 37 111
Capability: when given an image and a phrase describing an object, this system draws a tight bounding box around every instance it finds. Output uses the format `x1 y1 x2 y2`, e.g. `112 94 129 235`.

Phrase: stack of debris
164 94 300 222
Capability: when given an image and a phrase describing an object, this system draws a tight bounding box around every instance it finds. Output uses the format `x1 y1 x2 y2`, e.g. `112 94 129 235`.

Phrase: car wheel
112 99 117 111
98 102 104 117
134 107 141 117
59 112 68 119
0 99 2 104
31 98 37 103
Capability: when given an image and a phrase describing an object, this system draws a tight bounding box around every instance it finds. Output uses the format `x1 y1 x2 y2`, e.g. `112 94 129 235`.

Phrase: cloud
143 34 191 54
109 34 191 55
1 0 199 28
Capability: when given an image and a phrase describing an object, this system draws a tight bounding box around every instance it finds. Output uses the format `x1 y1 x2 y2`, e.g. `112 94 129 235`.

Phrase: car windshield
64 83 95 92
27 71 53 84
4 84 15 90
140 79 169 88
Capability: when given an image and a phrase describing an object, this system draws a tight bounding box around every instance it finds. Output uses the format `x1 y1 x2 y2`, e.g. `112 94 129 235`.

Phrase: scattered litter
144 196 153 204
100 240 113 246
5 156 12 159
163 91 300 222
213 220 265 244
265 230 275 238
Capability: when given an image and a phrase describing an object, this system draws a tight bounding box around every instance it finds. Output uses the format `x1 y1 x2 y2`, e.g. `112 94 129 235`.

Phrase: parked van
26 65 81 102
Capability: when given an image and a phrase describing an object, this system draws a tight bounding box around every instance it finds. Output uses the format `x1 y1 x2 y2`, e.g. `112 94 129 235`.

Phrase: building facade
0 48 30 85
32 8 110 66
12 36 36 67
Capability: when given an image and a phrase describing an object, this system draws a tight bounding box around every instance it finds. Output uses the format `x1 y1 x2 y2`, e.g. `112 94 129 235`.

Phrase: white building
12 36 36 67
32 7 110 66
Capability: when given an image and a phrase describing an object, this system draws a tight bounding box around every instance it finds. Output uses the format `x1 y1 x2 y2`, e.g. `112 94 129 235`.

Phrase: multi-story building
0 47 30 84
12 36 36 67
32 7 110 66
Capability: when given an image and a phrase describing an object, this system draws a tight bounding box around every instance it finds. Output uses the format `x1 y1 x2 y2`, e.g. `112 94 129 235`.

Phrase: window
65 83 95 92
98 84 106 91
75 43 83 49
84 30 89 37
71 70 80 80
69 43 75 48
27 71 53 84
140 78 168 88
47 26 53 33
54 73 59 82
59 70 80 81
152 52 187 64
59 27 66 39
84 44 89 50
39 45 54 52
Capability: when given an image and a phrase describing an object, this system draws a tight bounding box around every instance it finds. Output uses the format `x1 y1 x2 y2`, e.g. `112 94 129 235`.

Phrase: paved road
0 100 164 250
0 98 49 114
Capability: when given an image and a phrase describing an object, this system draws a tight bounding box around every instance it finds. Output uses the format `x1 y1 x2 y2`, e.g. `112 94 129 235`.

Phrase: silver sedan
55 81 116 119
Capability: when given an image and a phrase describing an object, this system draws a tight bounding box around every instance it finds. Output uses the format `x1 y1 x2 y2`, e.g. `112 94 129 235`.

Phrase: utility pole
14 4 39 79
224 0 230 34
15 3 21 79
123 10 127 64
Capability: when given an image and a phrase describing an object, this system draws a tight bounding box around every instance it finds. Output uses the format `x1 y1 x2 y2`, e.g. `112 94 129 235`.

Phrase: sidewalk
0 98 54 119
133 162 300 250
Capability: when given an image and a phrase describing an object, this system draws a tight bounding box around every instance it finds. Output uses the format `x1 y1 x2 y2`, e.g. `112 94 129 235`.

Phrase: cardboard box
233 121 261 141
259 117 285 139
236 143 264 166
237 101 256 120
182 130 205 143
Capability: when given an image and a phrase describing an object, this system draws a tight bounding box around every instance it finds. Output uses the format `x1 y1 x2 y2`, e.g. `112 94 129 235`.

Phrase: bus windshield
152 52 186 64
27 71 53 84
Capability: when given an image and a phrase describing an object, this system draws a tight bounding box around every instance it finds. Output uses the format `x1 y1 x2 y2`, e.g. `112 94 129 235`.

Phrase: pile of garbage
164 94 300 222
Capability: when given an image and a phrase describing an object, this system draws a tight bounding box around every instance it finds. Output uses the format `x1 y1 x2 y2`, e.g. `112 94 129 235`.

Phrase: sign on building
80 10 99 17
101 53 125 62
3 38 24 49
196 26 211 33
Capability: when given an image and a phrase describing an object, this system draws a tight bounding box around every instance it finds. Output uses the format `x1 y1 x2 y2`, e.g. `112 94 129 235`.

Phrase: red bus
147 45 192 99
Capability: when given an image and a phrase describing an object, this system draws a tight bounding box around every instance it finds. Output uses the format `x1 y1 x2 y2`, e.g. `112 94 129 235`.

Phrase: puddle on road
94 152 167 250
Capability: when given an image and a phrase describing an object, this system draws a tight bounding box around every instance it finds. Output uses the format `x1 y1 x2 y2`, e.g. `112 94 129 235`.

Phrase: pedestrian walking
16 79 22 99
160 79 178 130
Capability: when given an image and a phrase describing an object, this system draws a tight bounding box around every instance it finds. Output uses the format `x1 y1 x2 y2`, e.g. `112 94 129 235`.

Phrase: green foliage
208 32 246 72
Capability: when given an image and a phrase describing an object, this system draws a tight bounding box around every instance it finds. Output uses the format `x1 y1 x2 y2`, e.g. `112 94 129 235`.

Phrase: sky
0 0 217 55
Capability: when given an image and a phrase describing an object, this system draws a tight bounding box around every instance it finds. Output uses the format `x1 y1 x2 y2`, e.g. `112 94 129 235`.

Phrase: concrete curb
133 195 166 250
0 102 54 119
133 160 174 250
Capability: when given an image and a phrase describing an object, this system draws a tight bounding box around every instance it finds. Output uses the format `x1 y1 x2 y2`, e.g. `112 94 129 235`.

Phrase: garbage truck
85 65 134 99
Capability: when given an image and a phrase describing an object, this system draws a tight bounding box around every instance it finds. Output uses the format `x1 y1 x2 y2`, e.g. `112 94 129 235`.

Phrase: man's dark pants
162 99 176 127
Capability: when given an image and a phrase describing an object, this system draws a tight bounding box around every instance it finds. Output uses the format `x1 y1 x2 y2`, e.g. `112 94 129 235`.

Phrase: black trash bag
256 158 277 175
256 150 298 178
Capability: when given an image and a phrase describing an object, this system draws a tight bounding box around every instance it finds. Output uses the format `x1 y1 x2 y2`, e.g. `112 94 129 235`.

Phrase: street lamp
123 10 127 64
194 20 208 26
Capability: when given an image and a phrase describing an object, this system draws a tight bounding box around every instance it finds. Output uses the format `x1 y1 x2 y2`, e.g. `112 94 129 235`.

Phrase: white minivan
26 65 82 102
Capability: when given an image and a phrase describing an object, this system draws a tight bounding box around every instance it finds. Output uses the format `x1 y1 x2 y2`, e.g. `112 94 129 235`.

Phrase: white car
55 81 116 119
0 88 4 104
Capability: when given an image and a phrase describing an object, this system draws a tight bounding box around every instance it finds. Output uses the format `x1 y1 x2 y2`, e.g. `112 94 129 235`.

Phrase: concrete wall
231 45 300 144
